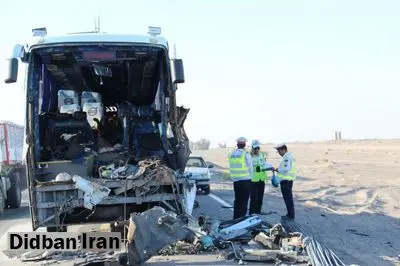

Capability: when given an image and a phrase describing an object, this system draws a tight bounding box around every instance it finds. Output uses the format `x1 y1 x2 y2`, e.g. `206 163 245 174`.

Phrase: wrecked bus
4 26 193 232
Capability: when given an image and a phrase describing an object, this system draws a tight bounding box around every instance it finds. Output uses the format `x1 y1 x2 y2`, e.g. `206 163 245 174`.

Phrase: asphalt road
0 177 287 266
0 188 239 265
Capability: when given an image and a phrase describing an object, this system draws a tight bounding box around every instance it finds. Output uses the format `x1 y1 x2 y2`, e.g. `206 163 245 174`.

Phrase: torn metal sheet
213 215 263 241
281 233 303 252
126 206 191 265
183 182 196 215
240 248 309 264
254 232 280 250
282 217 346 266
113 159 177 196
73 175 111 209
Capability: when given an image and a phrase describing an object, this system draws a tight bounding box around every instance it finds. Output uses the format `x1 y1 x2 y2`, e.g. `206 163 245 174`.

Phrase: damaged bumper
32 158 196 229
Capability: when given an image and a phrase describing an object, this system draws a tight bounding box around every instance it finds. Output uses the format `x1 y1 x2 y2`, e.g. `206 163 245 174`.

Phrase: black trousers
249 181 265 214
233 180 251 219
280 180 295 218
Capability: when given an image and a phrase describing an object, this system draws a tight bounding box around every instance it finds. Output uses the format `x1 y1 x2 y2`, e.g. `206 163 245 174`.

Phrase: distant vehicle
0 121 26 212
185 155 213 194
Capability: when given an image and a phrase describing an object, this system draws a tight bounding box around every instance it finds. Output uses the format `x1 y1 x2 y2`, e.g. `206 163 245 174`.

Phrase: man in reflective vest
273 143 297 219
228 137 253 219
249 140 273 215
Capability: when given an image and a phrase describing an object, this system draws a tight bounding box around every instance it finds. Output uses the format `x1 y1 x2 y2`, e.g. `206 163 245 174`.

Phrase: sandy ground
194 139 400 266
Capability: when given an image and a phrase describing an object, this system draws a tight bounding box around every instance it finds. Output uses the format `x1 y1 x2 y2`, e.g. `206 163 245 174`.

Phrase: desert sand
195 139 400 266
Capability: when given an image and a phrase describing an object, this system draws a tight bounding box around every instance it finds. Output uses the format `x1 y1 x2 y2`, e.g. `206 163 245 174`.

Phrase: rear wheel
6 173 21 209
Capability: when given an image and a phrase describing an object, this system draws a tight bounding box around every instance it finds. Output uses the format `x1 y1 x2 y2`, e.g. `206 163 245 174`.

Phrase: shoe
260 211 275 215
281 215 295 220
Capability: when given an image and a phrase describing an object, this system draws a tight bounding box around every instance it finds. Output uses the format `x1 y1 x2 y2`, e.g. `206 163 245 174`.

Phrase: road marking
208 193 233 211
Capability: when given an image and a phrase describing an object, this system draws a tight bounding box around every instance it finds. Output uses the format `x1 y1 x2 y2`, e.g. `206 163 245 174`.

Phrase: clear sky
1 0 399 147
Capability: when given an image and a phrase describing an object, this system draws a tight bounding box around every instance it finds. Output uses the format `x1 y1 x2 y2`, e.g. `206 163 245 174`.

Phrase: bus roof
29 33 169 50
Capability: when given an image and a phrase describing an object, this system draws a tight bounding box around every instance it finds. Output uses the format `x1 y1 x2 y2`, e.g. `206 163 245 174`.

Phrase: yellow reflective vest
228 149 250 181
251 152 268 182
277 152 297 181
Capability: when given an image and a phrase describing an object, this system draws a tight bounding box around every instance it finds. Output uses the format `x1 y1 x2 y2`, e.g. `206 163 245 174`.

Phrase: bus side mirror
4 58 19 84
171 59 185 84
4 44 26 84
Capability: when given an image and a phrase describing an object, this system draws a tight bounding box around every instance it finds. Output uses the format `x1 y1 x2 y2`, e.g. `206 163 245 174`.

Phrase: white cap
274 143 287 149
251 140 261 148
236 137 247 144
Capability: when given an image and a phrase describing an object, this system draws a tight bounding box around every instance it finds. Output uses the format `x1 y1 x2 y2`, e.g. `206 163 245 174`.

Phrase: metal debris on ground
345 228 370 237
217 220 310 264
154 213 315 264
14 207 347 265
282 216 346 266
125 206 191 265
158 240 205 256
214 215 264 241
18 249 120 265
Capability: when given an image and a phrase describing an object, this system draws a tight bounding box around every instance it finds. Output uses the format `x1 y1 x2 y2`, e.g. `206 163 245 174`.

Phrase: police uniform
228 137 253 219
249 141 272 214
275 144 297 219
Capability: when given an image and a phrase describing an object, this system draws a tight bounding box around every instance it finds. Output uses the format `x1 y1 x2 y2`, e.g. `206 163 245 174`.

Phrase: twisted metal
282 218 346 266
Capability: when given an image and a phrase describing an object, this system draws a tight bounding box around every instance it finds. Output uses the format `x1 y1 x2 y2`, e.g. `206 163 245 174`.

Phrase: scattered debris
210 215 264 241
158 240 204 256
125 206 191 265
184 182 197 215
20 250 58 262
254 232 279 250
151 212 321 265
19 249 120 265
17 206 348 266
113 159 178 198
199 235 215 249
55 172 72 182
346 229 370 237
72 175 111 209
239 248 308 263
282 217 346 266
